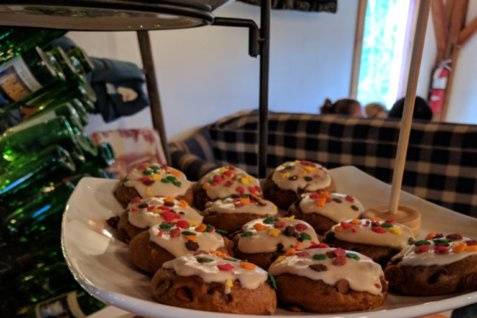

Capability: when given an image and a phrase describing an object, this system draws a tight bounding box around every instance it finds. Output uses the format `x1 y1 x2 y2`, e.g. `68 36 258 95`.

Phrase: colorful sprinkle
312 254 327 261
415 245 430 254
434 245 449 254
196 256 213 263
176 220 189 229
346 252 360 260
218 263 234 271
240 262 256 270
268 228 281 237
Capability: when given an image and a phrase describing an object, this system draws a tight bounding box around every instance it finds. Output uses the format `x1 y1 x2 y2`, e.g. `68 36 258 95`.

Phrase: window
357 0 414 109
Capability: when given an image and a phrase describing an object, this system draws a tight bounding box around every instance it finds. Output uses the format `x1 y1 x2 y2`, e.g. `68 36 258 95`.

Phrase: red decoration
217 263 234 271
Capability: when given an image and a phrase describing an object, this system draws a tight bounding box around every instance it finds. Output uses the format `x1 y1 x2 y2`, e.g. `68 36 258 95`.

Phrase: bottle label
34 291 86 318
0 56 42 102
6 110 57 134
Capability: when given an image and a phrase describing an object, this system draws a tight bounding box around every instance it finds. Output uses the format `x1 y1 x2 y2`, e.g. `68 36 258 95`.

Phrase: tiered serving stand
3 0 477 317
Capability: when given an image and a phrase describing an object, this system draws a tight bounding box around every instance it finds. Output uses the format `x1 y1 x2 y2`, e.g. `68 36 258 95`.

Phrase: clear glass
357 0 411 109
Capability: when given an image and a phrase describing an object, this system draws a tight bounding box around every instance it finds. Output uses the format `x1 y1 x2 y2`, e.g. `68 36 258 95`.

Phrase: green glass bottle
0 145 76 197
1 245 64 281
1 180 74 240
20 101 86 132
0 173 85 214
0 76 96 123
0 116 86 167
0 27 66 64
16 289 105 318
15 262 78 305
47 47 86 83
0 47 65 105
68 47 94 75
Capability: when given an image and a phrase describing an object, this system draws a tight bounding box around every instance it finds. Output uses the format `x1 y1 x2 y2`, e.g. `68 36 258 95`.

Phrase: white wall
416 14 437 98
446 1 477 124
69 0 358 139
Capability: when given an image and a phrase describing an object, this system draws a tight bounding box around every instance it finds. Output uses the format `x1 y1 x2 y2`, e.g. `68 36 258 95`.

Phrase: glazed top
329 219 414 249
299 192 364 222
199 166 262 200
271 160 332 193
204 195 278 216
124 162 191 198
269 246 385 295
162 253 268 293
395 232 477 266
149 222 224 257
236 216 319 254
127 196 203 229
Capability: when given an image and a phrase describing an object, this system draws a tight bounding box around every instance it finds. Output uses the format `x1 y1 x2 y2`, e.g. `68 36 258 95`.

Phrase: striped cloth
170 111 477 216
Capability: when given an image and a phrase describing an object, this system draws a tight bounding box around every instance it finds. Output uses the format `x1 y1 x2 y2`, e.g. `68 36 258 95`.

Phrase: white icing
204 196 278 216
330 219 414 249
198 166 261 200
149 224 224 257
271 160 331 193
127 197 203 229
299 192 363 222
237 217 318 254
396 236 477 266
124 163 191 198
162 253 267 290
269 247 385 295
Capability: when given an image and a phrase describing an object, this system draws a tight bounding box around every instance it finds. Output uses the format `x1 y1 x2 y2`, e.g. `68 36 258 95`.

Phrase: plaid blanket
170 111 477 216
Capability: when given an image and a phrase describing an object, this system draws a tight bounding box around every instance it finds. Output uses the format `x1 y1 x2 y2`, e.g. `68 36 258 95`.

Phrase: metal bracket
212 17 261 57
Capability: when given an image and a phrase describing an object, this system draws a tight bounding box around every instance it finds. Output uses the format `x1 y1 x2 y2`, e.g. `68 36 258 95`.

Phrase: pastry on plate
262 160 335 210
129 221 230 274
114 196 203 243
269 246 387 313
233 216 319 269
114 162 193 207
203 195 278 233
324 219 414 266
385 232 477 296
291 191 364 235
151 252 276 314
193 165 262 210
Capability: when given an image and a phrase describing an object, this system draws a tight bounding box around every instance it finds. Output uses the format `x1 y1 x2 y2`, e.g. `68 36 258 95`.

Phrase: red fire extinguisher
428 59 451 117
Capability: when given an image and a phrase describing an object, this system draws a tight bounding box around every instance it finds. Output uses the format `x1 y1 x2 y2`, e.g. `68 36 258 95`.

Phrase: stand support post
258 0 271 178
137 30 170 164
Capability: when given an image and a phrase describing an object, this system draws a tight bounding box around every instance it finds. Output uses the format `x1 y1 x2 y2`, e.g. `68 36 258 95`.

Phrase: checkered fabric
171 111 477 216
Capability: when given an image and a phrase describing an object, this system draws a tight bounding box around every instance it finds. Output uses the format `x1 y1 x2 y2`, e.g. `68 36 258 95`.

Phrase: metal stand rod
258 0 271 178
137 30 170 164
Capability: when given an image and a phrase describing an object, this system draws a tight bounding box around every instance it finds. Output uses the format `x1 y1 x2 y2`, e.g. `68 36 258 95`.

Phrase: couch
170 111 477 216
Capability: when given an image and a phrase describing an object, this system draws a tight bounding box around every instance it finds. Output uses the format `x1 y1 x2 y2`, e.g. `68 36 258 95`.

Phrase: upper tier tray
61 166 477 318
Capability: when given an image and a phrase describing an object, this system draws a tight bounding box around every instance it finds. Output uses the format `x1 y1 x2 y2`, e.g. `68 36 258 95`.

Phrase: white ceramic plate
62 166 477 318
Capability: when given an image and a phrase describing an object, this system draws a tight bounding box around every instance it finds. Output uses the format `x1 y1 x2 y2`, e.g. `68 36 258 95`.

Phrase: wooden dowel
389 0 431 214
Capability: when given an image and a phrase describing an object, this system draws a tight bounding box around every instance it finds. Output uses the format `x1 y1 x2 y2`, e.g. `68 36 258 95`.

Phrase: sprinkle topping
299 192 364 223
396 233 477 266
271 160 332 193
329 218 414 249
269 247 385 295
127 196 203 229
237 217 319 254
149 221 224 257
162 253 268 293
125 162 190 198
204 195 277 216
199 166 262 200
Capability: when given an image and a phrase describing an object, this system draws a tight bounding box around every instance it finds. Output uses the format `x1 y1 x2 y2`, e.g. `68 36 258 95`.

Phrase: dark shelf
0 0 223 31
